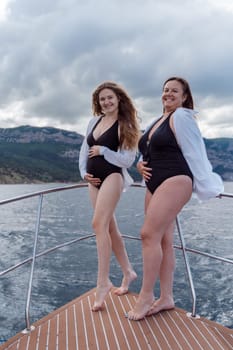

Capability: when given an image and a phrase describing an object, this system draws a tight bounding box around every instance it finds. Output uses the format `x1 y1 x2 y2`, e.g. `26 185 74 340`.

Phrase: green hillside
0 142 79 183
0 126 232 183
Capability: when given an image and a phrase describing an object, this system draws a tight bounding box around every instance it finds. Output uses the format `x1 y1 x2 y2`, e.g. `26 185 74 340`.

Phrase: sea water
0 182 232 340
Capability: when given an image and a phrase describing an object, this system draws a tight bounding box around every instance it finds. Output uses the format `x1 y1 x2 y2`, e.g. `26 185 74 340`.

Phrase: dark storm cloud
0 0 233 137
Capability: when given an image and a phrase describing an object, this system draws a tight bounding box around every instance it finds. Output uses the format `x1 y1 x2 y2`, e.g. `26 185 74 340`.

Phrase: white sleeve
173 108 224 200
78 117 99 179
99 146 136 168
78 137 89 179
137 154 143 163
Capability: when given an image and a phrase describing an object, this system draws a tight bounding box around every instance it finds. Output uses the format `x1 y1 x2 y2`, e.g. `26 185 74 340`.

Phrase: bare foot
92 282 113 311
114 270 137 296
146 297 175 316
126 294 154 321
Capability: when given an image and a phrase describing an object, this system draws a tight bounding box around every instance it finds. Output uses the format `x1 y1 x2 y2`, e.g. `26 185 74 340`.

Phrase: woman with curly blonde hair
79 81 140 311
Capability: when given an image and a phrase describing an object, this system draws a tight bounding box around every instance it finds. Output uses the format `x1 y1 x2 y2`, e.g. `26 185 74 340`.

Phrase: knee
161 238 173 251
92 217 103 232
108 221 119 237
140 226 152 243
140 225 164 247
161 233 174 252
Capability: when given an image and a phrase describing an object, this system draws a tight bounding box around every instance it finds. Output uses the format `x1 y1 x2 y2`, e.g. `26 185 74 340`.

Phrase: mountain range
0 125 232 183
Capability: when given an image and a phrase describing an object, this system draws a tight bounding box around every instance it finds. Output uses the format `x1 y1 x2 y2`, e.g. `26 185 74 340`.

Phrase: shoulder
173 107 197 120
172 107 199 133
88 116 101 126
172 107 205 152
86 116 101 133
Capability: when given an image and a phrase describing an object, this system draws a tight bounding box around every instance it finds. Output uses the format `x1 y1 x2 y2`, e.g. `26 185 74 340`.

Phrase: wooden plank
1 289 232 350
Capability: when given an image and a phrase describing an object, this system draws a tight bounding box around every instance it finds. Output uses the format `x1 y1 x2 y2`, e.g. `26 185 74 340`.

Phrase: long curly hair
163 77 194 109
92 81 140 150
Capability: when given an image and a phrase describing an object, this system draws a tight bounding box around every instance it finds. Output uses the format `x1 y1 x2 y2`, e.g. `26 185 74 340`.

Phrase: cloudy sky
0 0 233 138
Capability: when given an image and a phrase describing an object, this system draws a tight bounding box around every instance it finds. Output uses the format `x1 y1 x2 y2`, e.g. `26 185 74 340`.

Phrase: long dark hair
163 77 194 109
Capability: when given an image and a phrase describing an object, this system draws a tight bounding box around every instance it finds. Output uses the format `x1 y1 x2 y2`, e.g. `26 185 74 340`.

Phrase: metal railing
0 183 232 333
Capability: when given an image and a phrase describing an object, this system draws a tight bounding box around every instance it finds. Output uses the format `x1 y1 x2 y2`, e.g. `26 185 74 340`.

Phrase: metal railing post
176 215 198 318
22 194 43 333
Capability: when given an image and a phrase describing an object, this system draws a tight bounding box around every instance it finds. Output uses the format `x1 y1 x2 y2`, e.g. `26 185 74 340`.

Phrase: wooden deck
1 288 233 350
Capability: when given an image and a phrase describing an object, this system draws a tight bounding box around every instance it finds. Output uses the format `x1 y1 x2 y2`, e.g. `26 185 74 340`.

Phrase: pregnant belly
87 156 121 180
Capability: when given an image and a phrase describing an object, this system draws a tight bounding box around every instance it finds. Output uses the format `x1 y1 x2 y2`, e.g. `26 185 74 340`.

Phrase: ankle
97 280 112 288
139 290 154 300
160 294 174 302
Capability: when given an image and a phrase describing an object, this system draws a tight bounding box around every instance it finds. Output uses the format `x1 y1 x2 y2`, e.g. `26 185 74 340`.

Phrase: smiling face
98 88 119 116
162 79 186 113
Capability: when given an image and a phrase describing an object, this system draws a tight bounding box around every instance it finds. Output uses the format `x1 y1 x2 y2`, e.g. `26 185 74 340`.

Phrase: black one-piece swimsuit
86 117 122 188
138 113 193 194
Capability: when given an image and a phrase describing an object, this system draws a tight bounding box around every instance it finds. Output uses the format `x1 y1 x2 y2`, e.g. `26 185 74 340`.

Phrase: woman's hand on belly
84 173 101 187
89 146 101 158
137 161 152 181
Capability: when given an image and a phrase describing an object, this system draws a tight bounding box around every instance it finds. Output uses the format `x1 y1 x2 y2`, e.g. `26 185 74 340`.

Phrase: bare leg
147 222 175 315
109 216 137 295
88 174 123 311
127 176 192 320
145 194 175 313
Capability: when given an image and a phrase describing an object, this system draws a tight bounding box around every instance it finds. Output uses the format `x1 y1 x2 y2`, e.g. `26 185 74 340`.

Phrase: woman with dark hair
79 81 140 311
127 77 224 320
